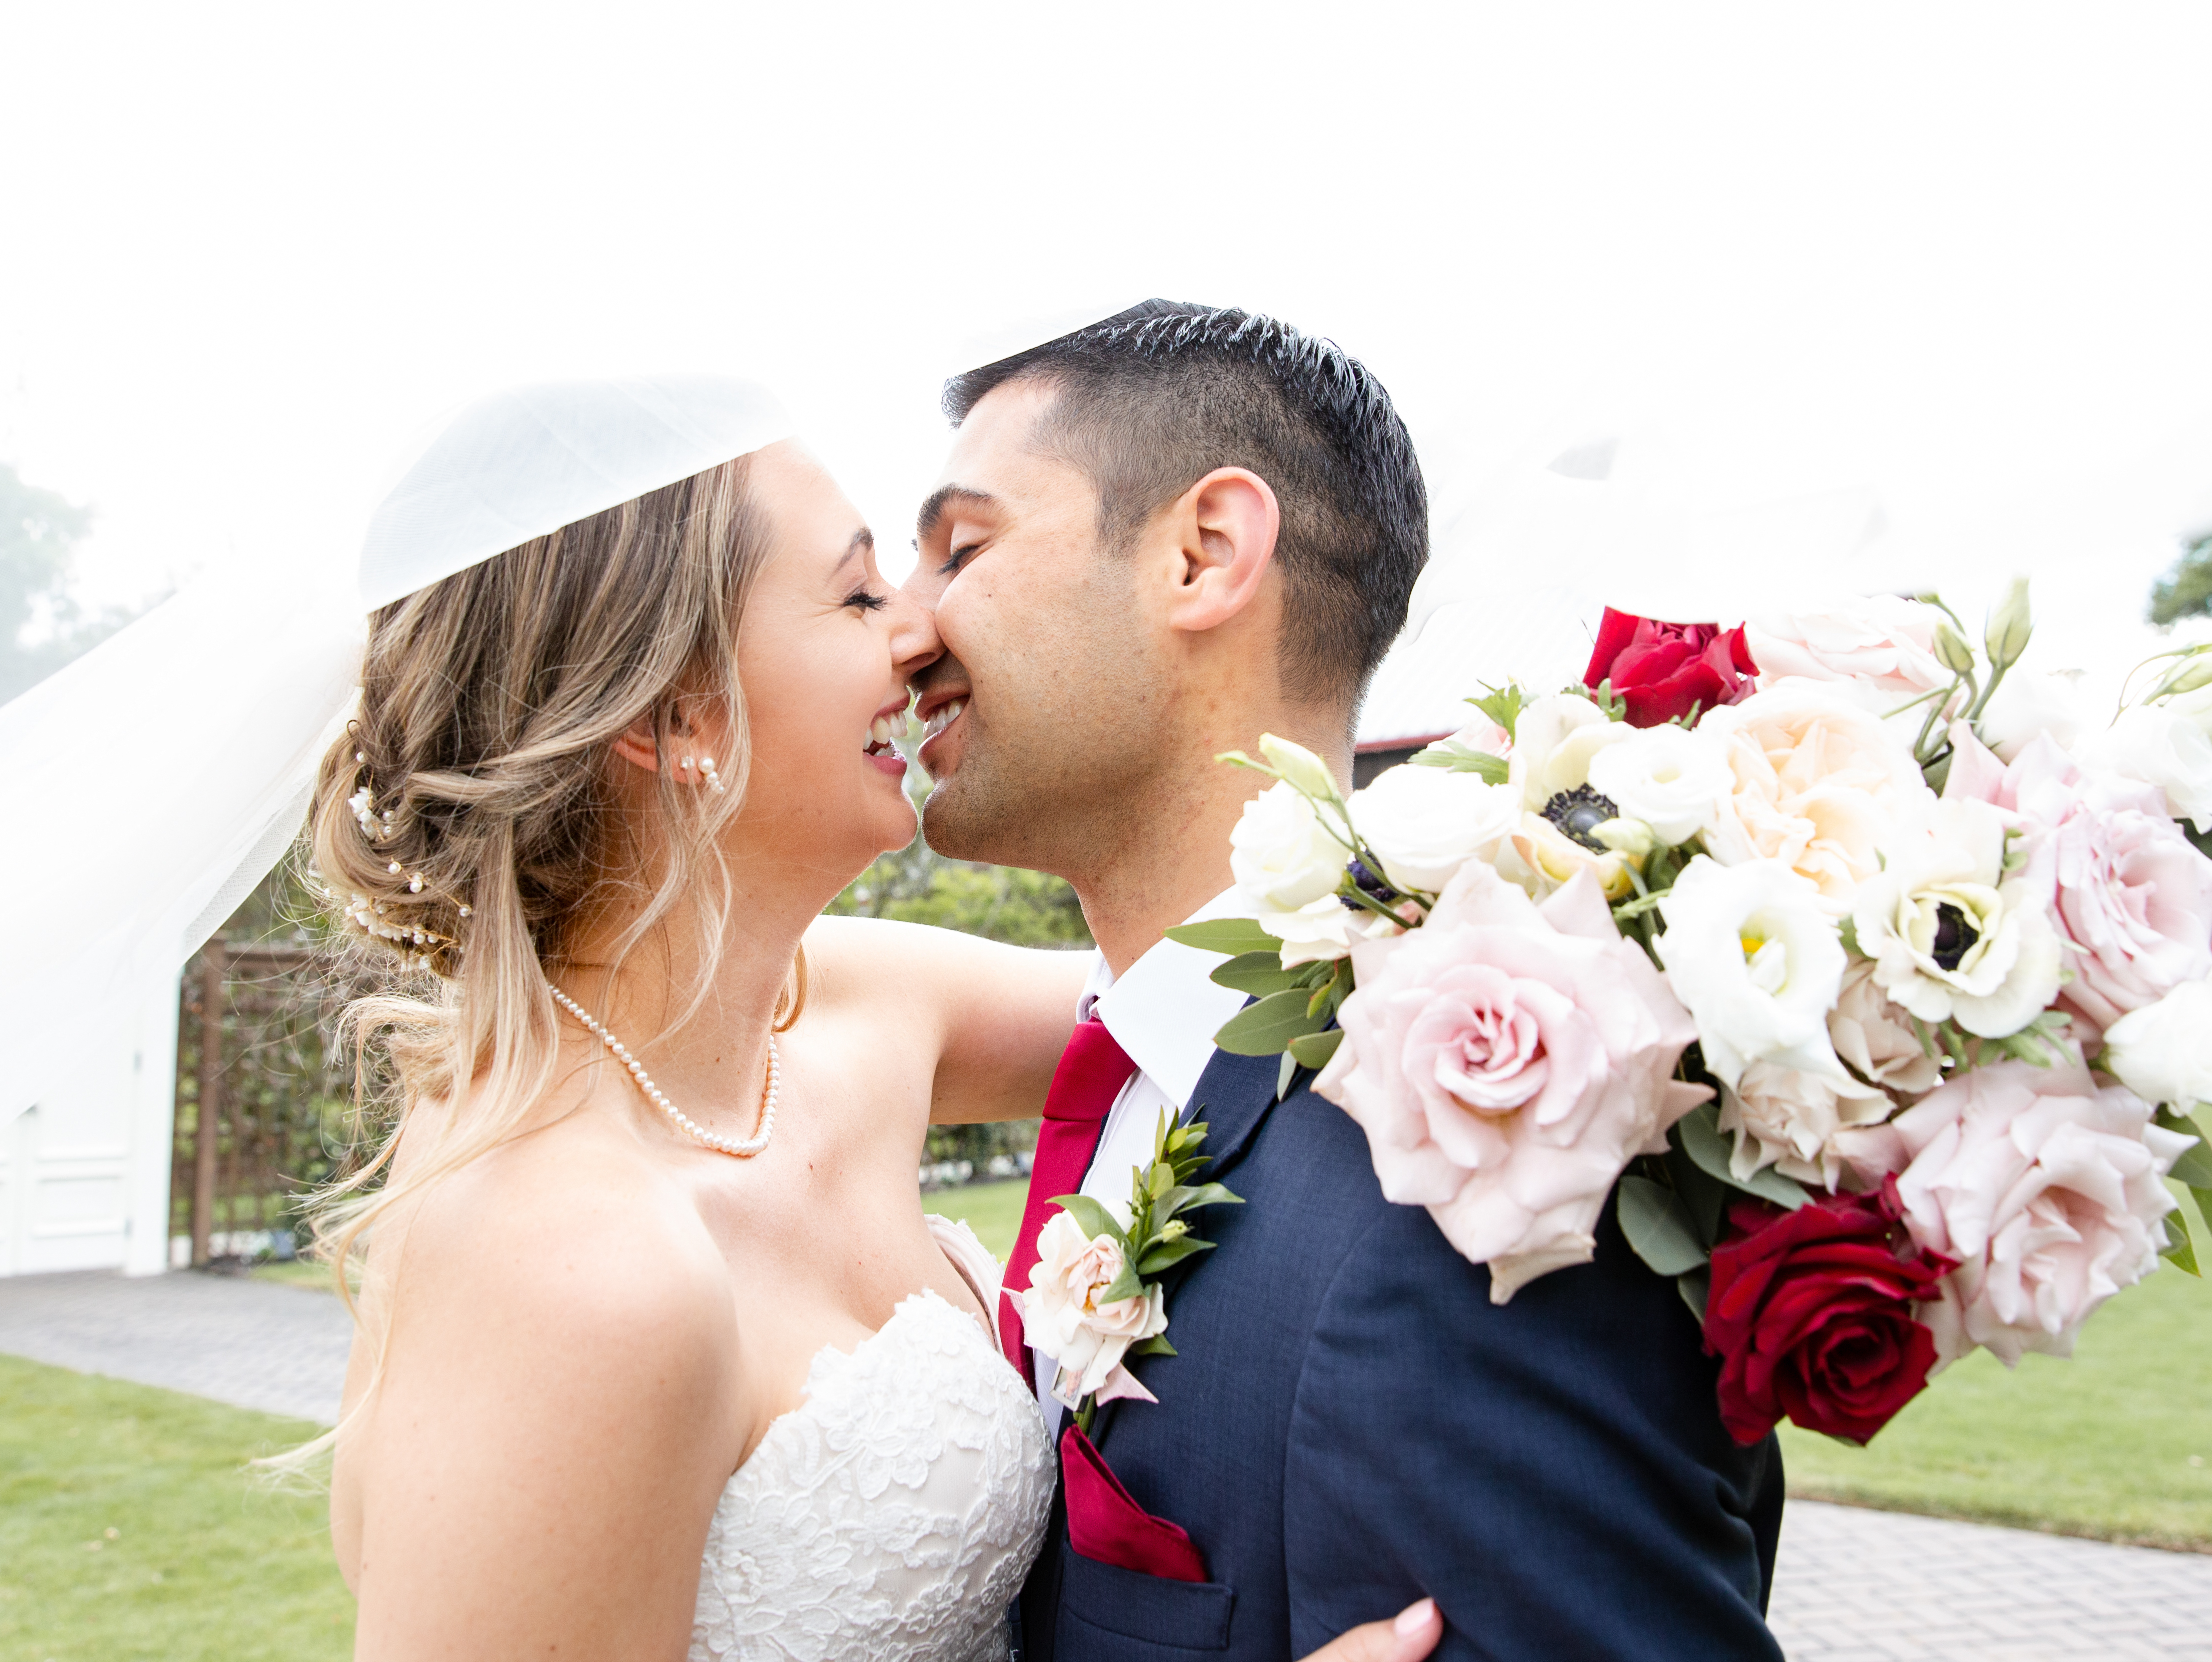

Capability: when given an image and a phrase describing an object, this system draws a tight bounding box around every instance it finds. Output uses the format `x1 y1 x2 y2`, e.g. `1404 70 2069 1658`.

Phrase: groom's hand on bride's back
1300 1599 1442 1662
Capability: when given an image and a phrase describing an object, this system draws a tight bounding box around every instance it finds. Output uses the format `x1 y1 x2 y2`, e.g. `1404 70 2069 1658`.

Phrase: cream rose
1744 596 1952 705
1698 683 1939 912
1022 1210 1170 1408
1828 959 1944 1097
1351 764 1520 894
1850 797 2064 1039
1653 855 1849 1091
1888 1060 2190 1366
1720 1059 1895 1190
1314 863 1707 1303
2102 982 2212 1111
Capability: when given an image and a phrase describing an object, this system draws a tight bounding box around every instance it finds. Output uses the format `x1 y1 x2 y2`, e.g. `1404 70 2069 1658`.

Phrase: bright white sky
7 4 2211 710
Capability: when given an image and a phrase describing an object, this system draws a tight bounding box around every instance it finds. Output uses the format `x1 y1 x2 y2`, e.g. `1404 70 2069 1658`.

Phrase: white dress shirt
1033 886 1259 1417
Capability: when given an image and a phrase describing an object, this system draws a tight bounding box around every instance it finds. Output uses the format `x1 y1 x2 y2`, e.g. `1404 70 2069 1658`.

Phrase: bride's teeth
869 715 896 746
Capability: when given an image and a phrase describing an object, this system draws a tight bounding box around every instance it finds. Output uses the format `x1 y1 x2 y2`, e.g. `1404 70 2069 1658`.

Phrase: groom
904 302 1784 1661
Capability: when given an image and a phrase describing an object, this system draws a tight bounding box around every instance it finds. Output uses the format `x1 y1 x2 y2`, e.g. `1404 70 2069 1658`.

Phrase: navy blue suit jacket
1018 1046 1784 1662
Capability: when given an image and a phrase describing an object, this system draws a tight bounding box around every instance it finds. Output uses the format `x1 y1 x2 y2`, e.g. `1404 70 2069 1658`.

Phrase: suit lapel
1179 1043 1287 1186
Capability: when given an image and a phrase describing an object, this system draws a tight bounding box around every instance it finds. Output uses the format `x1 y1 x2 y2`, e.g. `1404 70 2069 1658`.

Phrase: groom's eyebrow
914 485 998 547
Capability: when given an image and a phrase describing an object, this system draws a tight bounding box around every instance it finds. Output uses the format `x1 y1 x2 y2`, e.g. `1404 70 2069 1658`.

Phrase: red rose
1584 608 1758 728
1702 1178 1953 1447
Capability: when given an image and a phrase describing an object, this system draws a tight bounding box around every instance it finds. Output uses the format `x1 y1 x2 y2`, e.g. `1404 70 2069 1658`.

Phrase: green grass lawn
1780 1251 2212 1549
923 1177 1026 1262
0 1354 353 1662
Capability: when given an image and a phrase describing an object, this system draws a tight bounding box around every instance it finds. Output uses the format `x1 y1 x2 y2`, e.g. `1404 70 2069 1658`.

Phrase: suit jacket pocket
1059 1548 1236 1653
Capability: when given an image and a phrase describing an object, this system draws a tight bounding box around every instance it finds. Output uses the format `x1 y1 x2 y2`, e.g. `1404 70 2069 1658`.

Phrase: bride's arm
344 1148 746 1661
803 913 1087 1123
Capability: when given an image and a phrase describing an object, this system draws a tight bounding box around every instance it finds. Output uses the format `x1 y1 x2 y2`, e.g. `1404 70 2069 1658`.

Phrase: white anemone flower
1851 798 2063 1039
1654 856 1849 1091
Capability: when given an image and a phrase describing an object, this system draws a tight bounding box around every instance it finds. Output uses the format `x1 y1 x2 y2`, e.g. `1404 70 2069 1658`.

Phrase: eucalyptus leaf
1677 1265 1711 1324
1410 740 1509 783
1215 987 1324 1056
1098 1263 1146 1303
1159 1181 1242 1216
1163 918 1281 958
1053 1194 1126 1245
2162 1209 2202 1277
1276 1051 1298 1101
1136 1237 1215 1274
1665 1144 1729 1246
1676 1105 1809 1211
2157 1109 2212 1189
1210 951 1306 996
1617 1175 1710 1276
1131 1334 1178 1357
1288 1029 1344 1070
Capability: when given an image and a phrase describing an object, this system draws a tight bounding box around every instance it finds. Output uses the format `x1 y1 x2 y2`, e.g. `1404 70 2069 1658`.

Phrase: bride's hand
1297 1597 1442 1662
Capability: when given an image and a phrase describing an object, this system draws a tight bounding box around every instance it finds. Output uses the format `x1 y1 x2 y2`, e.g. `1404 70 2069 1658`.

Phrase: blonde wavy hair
299 450 800 1370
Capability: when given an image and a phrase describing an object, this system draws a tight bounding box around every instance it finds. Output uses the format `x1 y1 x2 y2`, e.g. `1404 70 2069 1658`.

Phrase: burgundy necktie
1001 1017 1137 1380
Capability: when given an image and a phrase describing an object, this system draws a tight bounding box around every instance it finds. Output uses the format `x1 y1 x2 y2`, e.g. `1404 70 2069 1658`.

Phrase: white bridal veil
0 375 793 1126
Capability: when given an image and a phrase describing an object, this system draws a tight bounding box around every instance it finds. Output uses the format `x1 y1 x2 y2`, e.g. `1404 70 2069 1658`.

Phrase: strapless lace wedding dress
689 1216 1054 1662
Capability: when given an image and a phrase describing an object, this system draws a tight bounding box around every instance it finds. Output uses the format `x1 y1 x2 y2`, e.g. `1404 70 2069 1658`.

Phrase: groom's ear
1163 467 1280 637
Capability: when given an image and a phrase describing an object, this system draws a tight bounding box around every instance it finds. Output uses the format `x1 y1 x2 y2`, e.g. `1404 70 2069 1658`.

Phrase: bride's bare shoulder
376 1109 737 1393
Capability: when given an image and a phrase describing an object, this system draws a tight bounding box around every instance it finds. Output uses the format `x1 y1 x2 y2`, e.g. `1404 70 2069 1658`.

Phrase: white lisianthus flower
2102 982 2212 1110
1351 764 1520 894
1230 780 1354 957
1851 798 2063 1039
2077 703 2212 833
1584 722 1733 846
1654 856 1849 1091
1022 1210 1169 1409
1977 668 2087 762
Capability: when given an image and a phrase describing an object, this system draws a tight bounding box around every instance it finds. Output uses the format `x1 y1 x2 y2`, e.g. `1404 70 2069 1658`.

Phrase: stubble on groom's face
904 383 1160 880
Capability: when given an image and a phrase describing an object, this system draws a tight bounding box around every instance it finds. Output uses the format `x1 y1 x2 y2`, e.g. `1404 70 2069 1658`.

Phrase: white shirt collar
1083 887 1258 1111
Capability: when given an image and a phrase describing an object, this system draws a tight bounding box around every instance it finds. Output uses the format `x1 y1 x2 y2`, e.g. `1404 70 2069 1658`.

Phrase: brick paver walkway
7 1268 2212 1655
0 1267 352 1423
1769 1499 2212 1660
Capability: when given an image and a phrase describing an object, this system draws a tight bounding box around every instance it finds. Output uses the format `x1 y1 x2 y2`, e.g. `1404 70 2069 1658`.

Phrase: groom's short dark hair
942 300 1427 707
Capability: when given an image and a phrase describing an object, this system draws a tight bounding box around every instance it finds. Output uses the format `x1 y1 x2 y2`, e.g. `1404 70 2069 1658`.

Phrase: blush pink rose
1313 861 1710 1303
1886 1059 2190 1366
1945 726 2212 1033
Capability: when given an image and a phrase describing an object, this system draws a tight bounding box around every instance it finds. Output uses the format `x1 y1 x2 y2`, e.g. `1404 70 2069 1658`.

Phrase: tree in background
2149 528 2212 626
0 462 145 703
828 813 1090 1178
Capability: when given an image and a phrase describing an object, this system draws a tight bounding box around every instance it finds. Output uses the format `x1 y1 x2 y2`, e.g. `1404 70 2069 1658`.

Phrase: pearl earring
698 755 726 795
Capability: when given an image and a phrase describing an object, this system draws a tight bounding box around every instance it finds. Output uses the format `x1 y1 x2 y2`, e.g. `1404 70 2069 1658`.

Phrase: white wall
0 970 178 1277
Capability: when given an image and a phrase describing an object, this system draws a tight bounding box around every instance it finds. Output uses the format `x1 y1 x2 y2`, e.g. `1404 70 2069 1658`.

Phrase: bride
301 379 1438 1661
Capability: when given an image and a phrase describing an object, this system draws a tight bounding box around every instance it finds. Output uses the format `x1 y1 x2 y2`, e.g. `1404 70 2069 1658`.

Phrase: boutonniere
1022 1111 1242 1430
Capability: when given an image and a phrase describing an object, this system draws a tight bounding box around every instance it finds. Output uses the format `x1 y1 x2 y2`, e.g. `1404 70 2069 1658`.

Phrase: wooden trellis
171 939 366 1267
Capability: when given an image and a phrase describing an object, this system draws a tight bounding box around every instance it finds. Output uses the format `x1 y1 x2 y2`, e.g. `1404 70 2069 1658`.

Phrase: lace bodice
690 1218 1054 1662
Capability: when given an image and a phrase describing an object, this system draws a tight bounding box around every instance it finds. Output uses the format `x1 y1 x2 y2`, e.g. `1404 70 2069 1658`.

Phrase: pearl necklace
549 986 778 1158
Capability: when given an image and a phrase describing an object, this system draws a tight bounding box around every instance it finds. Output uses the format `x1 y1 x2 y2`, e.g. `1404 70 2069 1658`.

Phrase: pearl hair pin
549 986 776 1158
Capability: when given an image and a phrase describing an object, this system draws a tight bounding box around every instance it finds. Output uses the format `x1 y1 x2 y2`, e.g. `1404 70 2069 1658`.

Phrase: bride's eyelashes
844 586 890 614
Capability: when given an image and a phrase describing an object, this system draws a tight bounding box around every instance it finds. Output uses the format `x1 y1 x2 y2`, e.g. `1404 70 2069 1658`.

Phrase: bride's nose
885 588 943 678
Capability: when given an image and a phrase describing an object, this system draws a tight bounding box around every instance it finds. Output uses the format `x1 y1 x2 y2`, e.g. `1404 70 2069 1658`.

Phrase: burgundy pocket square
1060 1424 1209 1584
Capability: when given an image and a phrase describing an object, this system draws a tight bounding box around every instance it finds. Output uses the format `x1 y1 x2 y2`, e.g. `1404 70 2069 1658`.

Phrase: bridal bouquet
1176 586 2212 1446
